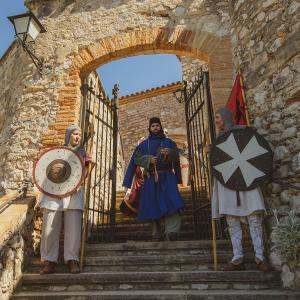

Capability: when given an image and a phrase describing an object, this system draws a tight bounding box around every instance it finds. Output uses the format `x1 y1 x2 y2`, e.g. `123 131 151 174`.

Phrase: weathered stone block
281 264 295 288
291 152 300 173
269 251 282 271
280 190 292 205
288 1 300 15
273 67 293 92
274 145 289 161
282 127 297 140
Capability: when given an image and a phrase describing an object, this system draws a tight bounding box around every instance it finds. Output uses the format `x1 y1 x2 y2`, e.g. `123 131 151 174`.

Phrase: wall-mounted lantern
173 89 184 103
173 81 187 103
8 11 46 74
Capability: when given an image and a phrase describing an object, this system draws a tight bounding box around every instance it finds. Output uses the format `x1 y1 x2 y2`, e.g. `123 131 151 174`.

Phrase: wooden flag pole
204 71 218 271
238 68 251 127
212 218 218 271
207 142 217 271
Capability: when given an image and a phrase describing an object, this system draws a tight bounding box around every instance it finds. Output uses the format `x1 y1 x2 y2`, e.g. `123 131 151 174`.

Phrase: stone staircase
94 187 211 242
12 188 300 299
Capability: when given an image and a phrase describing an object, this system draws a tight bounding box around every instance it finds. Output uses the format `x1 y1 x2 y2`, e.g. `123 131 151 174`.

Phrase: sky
0 1 27 57
1 2 182 97
98 55 182 98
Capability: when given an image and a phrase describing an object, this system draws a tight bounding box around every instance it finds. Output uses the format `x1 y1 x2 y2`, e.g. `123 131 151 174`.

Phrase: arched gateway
44 27 233 147
0 1 234 239
0 1 234 187
2 0 300 298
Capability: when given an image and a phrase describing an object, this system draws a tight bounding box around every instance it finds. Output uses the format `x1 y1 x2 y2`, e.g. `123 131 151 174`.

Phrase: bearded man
123 117 184 241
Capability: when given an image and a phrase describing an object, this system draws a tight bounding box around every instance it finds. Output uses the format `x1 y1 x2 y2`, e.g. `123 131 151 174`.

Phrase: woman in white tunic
39 125 88 274
210 108 270 272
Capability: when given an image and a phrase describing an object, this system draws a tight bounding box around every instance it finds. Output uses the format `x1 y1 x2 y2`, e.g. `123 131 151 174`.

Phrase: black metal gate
184 69 225 239
80 77 119 242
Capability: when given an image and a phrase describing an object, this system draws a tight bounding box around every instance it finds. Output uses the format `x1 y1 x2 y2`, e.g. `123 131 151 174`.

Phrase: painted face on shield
150 123 161 135
70 129 81 147
215 113 225 132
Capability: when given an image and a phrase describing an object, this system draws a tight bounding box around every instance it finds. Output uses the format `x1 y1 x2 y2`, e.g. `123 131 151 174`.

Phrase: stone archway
43 26 233 147
1 1 235 190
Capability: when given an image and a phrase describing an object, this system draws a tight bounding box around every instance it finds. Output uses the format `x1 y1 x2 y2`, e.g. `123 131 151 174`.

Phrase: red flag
226 74 247 125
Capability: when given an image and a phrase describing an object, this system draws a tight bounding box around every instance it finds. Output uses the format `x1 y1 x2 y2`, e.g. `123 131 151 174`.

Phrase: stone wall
230 0 300 288
1 0 299 290
0 196 37 300
119 82 187 166
180 56 207 83
0 0 234 191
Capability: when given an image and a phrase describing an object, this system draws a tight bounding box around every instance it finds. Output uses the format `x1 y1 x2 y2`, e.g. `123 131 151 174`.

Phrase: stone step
114 214 195 225
114 207 208 221
84 240 230 255
26 253 257 273
89 229 196 242
114 212 195 223
12 290 300 300
44 240 230 260
110 223 197 233
18 271 281 292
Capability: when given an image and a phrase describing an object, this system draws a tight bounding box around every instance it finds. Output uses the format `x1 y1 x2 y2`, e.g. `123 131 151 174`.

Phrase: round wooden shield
33 147 85 198
211 127 273 191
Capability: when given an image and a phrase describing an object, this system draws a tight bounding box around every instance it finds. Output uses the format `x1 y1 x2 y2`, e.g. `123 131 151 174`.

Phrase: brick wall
180 56 207 83
119 82 187 166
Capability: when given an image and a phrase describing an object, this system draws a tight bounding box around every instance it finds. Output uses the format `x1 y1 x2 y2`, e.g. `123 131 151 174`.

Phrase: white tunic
39 186 85 211
211 179 266 219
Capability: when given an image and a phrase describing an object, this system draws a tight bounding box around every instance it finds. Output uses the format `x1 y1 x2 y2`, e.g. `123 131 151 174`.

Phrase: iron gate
184 69 226 239
80 77 119 242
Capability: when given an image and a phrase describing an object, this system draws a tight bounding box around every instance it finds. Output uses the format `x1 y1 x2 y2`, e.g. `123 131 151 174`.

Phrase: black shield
211 127 273 191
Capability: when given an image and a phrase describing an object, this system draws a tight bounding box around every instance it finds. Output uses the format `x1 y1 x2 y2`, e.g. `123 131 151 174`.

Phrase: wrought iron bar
183 68 221 240
110 84 120 241
81 76 115 243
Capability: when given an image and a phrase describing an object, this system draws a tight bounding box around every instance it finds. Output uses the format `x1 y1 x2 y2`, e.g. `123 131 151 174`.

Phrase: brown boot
67 260 80 274
40 261 56 275
255 258 271 272
224 260 245 271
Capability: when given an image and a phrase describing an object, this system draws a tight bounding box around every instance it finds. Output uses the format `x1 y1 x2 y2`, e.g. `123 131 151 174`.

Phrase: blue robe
123 134 185 221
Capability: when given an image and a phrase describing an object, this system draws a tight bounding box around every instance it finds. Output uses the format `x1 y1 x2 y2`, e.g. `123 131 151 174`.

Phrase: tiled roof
119 81 183 105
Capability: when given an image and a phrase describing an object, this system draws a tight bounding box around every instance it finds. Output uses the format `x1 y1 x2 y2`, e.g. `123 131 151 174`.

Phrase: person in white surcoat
39 125 89 274
210 108 270 272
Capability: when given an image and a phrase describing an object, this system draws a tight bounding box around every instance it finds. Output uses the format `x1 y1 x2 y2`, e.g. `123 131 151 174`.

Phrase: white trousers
226 214 265 262
152 213 181 236
41 209 82 263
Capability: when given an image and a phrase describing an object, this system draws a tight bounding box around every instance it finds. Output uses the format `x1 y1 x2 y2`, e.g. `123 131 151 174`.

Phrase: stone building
0 0 300 297
119 81 187 165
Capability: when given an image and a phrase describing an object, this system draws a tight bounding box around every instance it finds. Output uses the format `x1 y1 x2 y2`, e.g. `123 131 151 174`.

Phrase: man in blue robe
123 117 185 241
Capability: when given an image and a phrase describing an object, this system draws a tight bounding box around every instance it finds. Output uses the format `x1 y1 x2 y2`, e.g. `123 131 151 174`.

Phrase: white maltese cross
213 133 268 187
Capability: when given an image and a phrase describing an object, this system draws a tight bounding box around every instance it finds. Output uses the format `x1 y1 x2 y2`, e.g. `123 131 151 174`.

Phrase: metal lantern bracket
8 11 46 75
17 38 44 73
172 81 186 103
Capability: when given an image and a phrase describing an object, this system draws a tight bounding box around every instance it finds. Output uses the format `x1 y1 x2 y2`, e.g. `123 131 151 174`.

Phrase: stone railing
0 193 37 300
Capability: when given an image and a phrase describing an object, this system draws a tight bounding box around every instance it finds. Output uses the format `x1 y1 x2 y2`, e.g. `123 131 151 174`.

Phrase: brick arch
42 27 233 146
